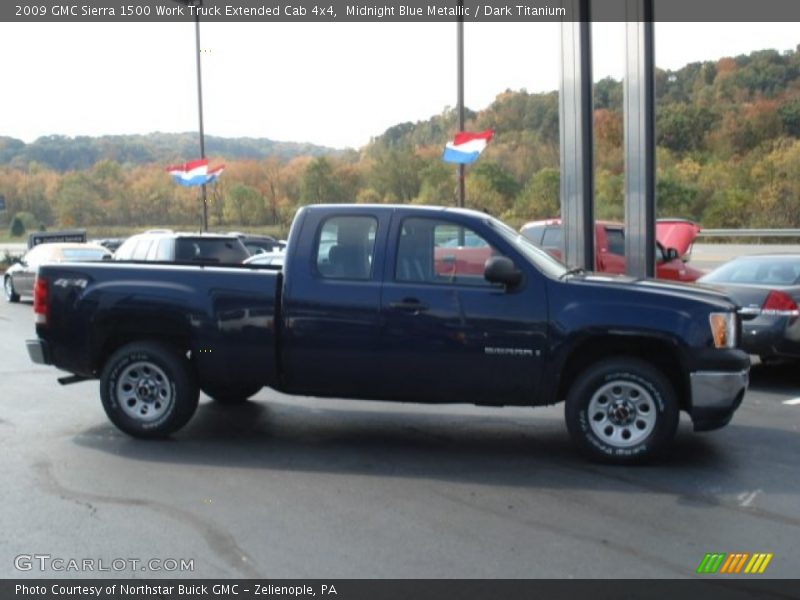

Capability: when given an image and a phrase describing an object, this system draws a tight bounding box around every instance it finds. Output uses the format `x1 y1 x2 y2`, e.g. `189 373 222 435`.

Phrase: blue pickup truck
26 205 749 463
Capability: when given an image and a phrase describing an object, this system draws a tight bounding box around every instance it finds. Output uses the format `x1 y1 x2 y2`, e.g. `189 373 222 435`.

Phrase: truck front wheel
565 358 679 464
100 342 199 438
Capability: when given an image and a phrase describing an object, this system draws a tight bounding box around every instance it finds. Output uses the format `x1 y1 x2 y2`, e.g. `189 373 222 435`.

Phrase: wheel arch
94 330 192 376
553 333 689 412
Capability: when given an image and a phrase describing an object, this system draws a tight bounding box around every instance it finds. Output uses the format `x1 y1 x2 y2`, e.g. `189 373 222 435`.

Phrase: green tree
656 104 716 154
417 160 454 205
368 147 423 202
301 157 342 204
55 172 102 227
778 98 800 137
471 161 521 203
224 183 266 225
9 214 25 237
511 168 560 222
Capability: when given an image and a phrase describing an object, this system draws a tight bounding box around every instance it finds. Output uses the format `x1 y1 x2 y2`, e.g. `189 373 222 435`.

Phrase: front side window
605 228 625 256
315 216 378 280
541 227 562 249
395 218 498 287
520 224 545 245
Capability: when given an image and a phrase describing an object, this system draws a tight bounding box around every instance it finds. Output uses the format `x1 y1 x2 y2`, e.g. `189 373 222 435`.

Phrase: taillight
33 276 49 326
761 290 799 317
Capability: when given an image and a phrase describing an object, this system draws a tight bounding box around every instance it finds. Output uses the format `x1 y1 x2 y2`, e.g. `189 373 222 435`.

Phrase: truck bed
37 261 281 390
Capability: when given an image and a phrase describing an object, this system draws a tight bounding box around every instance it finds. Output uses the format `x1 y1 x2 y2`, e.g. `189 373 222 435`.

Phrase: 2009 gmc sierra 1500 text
26 205 749 463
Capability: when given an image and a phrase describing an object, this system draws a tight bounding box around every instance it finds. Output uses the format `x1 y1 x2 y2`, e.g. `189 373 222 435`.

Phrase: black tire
100 342 199 438
564 357 679 464
201 383 262 405
4 276 20 303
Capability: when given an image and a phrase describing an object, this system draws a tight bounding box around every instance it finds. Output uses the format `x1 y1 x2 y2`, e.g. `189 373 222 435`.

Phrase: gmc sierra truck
26 205 749 463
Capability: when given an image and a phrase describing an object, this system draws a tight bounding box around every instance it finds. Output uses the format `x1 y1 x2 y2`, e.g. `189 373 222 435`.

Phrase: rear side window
174 238 250 264
315 216 378 280
153 239 172 261
131 238 153 260
61 249 109 261
114 238 137 260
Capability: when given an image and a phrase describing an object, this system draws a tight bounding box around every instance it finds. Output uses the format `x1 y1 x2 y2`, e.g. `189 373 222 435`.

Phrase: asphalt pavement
1 298 799 579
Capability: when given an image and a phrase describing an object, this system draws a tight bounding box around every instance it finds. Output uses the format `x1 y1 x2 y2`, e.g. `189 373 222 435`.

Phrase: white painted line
737 489 762 507
783 398 800 405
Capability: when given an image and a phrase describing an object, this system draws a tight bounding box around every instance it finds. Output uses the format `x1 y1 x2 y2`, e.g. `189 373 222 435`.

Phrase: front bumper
26 339 51 365
690 369 749 431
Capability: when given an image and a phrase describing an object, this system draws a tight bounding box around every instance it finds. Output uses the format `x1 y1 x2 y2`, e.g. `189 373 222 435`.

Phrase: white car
243 251 284 267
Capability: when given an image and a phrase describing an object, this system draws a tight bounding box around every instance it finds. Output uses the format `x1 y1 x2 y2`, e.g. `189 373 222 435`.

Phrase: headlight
709 312 737 349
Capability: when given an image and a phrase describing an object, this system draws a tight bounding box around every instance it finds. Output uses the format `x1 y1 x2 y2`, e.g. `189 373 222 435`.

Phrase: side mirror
665 247 680 261
484 256 522 289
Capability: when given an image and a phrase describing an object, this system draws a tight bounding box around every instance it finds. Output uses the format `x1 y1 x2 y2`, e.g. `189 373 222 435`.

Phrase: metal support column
623 0 656 278
559 0 594 270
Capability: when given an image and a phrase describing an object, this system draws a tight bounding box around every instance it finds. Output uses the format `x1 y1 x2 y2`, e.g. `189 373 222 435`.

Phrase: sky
0 22 797 149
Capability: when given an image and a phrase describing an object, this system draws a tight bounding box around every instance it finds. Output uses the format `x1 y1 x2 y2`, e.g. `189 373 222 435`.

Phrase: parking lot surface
1 298 798 578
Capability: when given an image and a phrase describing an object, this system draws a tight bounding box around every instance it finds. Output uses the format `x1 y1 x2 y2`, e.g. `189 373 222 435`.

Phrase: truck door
597 225 626 274
280 211 388 398
379 215 546 406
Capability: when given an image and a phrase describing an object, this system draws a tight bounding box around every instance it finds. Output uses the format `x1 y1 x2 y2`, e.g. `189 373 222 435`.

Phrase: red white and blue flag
166 158 225 187
442 129 494 164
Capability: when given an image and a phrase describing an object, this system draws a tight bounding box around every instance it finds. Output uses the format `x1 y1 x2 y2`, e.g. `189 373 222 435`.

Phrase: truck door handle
389 299 429 313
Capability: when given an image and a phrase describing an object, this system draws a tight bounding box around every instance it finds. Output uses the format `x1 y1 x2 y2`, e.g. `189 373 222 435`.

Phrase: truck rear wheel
201 383 262 405
564 358 679 464
100 342 199 438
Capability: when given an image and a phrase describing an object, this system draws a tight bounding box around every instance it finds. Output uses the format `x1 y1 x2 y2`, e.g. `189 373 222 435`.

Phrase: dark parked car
27 205 748 463
230 233 286 255
93 238 127 253
113 231 249 265
4 242 111 302
699 254 800 363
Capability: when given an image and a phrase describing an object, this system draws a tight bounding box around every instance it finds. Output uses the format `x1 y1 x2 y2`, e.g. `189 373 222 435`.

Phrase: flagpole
193 3 208 232
457 0 465 209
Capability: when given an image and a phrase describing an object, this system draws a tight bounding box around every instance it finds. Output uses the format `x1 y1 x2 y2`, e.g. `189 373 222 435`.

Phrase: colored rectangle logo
697 552 773 574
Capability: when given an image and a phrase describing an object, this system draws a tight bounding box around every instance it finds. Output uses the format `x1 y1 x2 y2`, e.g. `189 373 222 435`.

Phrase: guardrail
700 229 800 238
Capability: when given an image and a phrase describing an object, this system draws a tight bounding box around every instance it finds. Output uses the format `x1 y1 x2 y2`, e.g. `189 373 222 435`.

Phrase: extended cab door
280 209 390 398
379 213 547 406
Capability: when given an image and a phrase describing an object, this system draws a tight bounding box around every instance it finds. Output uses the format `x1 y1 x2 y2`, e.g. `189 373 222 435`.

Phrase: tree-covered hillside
1 46 799 234
0 133 336 172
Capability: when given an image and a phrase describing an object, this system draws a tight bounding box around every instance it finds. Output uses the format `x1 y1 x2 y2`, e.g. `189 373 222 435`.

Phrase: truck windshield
487 218 568 279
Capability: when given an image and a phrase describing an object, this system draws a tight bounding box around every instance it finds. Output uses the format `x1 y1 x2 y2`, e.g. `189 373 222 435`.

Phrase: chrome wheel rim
588 380 657 448
116 361 173 422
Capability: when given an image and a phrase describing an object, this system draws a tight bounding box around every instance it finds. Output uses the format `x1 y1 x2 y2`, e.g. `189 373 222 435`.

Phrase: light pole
456 0 465 209
174 0 208 231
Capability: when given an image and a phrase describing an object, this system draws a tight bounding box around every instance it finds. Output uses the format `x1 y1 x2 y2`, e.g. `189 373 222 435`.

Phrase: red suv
520 219 704 282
